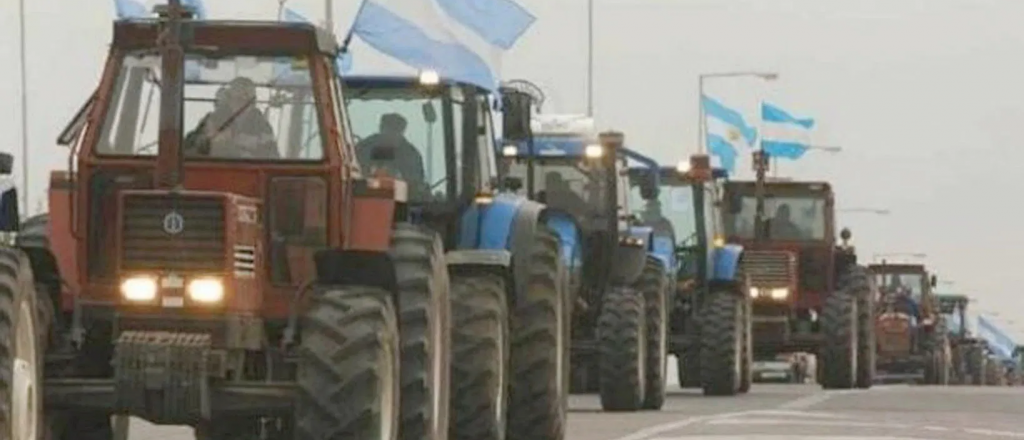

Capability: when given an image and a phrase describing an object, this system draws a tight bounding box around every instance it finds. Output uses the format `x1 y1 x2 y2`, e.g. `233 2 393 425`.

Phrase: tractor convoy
0 2 1016 440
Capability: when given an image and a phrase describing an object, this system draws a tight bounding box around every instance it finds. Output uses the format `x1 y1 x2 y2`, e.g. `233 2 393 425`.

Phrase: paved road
125 383 1024 439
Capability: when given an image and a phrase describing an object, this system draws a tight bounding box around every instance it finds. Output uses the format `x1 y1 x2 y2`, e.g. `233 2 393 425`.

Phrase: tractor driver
186 77 280 159
356 113 428 195
768 203 804 239
539 171 587 216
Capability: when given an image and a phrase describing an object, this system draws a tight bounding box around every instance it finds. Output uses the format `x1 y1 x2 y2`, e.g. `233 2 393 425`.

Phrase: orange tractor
0 2 572 439
868 263 950 384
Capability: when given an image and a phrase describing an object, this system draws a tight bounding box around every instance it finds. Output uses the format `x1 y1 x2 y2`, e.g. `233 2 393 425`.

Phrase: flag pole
586 0 594 117
18 0 29 216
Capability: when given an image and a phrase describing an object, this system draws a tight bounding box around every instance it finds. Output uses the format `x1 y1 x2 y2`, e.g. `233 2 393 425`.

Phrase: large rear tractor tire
0 248 44 440
294 286 400 439
597 286 647 411
966 344 986 385
391 225 452 440
738 296 753 394
448 271 509 440
820 283 859 390
700 291 743 396
636 258 668 410
923 323 951 386
844 266 876 389
507 228 568 440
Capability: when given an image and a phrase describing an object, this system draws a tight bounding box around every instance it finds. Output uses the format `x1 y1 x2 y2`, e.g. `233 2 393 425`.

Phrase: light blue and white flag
280 7 353 75
761 102 815 160
977 315 1015 361
348 0 536 91
702 95 758 173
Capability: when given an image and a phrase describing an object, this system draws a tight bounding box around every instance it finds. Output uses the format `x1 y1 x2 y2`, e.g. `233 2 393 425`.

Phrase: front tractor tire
0 248 43 440
295 286 400 440
507 228 568 440
597 286 647 411
391 224 452 440
820 281 859 390
843 266 876 389
700 291 743 396
448 271 509 440
636 258 668 410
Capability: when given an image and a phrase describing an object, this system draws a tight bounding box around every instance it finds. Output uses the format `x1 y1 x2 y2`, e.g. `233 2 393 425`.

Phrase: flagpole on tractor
18 0 29 216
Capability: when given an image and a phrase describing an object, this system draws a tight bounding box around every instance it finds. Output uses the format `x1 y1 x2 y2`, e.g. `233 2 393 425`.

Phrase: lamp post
697 71 778 154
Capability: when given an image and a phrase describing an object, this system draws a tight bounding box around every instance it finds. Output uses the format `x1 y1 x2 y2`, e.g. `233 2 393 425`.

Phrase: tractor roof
112 19 337 56
934 293 970 304
868 263 928 274
724 180 832 194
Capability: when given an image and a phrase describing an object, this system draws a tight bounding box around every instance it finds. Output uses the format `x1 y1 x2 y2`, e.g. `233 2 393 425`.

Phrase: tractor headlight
502 145 518 157
187 278 225 304
584 144 604 158
418 69 440 86
121 276 158 302
769 288 789 300
749 287 760 298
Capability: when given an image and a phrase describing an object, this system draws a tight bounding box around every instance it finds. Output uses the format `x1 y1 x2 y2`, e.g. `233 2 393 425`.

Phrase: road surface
124 383 1024 439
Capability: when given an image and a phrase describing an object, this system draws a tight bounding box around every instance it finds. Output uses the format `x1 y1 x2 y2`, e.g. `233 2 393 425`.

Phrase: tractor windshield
97 51 324 161
875 272 925 300
504 158 609 219
724 194 827 240
630 182 698 245
345 82 464 203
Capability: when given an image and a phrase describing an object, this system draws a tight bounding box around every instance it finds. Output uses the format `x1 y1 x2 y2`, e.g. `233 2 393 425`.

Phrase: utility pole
586 0 594 116
18 0 29 215
325 0 334 34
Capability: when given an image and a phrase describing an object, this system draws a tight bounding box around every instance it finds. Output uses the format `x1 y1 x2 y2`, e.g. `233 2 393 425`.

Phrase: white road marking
609 411 761 440
646 436 932 440
962 428 1024 438
777 390 852 409
706 418 917 429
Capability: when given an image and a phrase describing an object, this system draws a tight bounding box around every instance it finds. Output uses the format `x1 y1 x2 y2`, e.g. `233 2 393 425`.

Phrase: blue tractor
625 154 754 396
497 114 672 412
343 73 570 440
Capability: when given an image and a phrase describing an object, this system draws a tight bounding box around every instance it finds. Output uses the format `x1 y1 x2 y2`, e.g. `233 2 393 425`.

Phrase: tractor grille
740 251 794 287
121 195 226 272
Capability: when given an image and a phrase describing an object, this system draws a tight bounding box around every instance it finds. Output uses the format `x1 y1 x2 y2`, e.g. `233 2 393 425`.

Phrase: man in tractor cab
355 113 428 193
539 171 588 215
768 203 804 239
186 76 280 159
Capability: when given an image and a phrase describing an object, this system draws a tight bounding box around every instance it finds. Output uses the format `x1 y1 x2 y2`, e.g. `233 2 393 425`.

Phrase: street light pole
586 0 594 116
18 0 29 216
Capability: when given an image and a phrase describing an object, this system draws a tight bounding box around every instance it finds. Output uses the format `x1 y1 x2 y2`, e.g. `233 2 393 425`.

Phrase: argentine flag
349 0 536 91
761 102 815 160
702 95 758 173
977 315 1015 361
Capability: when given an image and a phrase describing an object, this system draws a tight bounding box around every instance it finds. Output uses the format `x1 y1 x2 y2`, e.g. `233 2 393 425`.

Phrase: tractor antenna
153 0 192 190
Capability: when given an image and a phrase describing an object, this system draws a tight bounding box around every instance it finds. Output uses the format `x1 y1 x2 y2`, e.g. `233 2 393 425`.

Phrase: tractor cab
935 293 970 338
722 180 839 308
868 263 938 321
342 73 498 245
54 9 360 317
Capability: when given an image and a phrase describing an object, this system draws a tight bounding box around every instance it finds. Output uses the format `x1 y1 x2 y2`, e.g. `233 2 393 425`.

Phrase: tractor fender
540 208 581 271
313 248 397 294
15 213 63 304
649 235 676 274
708 244 744 293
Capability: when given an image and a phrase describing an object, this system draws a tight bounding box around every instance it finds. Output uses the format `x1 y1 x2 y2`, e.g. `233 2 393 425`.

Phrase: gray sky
1 0 1021 338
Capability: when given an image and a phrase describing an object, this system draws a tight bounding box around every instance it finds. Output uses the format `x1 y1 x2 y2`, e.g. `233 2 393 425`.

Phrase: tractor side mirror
0 152 12 175
930 275 937 287
502 176 523 192
500 89 533 142
0 186 19 232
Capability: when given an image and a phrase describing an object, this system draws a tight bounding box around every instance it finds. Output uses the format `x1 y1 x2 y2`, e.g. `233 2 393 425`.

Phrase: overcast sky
1 0 1021 338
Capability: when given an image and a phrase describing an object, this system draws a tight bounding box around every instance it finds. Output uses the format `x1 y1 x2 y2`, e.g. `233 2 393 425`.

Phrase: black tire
966 344 986 385
391 224 451 440
738 295 753 394
449 271 509 440
597 286 647 411
820 280 858 390
677 348 701 388
636 258 668 410
507 227 567 440
843 266 875 389
293 286 399 439
0 247 44 440
700 291 742 396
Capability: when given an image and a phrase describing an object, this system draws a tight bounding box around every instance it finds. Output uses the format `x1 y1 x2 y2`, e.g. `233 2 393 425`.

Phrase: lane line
608 410 761 440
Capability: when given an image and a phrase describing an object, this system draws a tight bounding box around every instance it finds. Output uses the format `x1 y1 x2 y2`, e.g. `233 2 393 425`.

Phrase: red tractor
7 3 475 439
721 153 876 389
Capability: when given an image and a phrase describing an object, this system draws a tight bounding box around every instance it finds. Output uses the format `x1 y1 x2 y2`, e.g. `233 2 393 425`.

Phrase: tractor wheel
449 271 509 440
842 266 875 389
820 283 858 390
0 247 44 440
738 295 753 394
636 258 668 410
966 344 986 385
699 291 742 396
677 348 701 388
294 286 399 439
391 224 452 440
597 286 647 411
507 227 568 440
46 329 116 440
